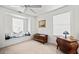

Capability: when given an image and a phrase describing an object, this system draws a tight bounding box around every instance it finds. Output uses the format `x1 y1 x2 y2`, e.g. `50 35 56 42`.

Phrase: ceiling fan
20 5 42 14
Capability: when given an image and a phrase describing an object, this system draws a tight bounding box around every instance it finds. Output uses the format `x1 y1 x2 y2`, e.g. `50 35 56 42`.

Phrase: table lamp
63 31 69 39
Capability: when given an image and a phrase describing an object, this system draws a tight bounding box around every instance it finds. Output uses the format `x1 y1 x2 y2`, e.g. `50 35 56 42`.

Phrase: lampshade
63 31 69 35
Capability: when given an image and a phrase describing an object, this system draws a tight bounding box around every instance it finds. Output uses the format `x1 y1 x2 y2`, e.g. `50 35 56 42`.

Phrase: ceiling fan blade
25 5 42 8
29 9 37 13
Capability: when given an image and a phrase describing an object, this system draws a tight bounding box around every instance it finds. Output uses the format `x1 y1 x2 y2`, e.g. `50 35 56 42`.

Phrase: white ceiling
2 5 64 16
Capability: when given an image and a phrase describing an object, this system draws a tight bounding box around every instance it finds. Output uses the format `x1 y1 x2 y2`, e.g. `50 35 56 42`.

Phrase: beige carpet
0 40 63 54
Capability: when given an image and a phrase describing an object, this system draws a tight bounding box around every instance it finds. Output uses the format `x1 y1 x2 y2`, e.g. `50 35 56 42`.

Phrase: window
53 12 70 35
12 18 24 33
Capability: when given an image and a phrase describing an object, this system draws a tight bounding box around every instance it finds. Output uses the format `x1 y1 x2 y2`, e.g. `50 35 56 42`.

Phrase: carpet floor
0 40 64 54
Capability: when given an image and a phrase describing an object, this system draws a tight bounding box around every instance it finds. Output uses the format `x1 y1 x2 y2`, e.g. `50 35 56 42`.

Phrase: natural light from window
12 18 24 33
53 12 70 35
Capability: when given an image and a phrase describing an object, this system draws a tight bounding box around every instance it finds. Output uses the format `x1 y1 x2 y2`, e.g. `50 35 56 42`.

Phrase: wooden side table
56 37 79 54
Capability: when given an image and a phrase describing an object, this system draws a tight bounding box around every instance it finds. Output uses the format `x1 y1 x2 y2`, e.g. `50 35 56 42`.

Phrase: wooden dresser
33 33 48 44
56 37 78 54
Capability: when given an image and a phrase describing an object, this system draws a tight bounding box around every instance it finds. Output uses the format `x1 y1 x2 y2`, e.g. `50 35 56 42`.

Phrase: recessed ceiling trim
0 5 36 17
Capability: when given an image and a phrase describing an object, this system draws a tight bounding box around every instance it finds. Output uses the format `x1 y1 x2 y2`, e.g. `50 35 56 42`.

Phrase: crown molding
36 5 68 16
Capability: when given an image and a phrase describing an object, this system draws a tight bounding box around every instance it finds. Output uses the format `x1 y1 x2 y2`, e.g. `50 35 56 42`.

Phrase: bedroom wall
0 6 37 48
30 17 37 35
36 6 79 44
72 6 79 39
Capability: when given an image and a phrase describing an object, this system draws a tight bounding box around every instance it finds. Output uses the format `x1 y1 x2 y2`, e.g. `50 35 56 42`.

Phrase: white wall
72 6 79 39
0 6 36 48
0 13 5 42
30 17 37 35
36 6 79 44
